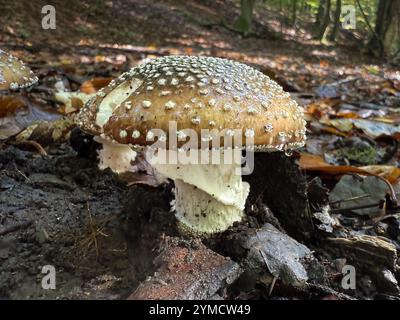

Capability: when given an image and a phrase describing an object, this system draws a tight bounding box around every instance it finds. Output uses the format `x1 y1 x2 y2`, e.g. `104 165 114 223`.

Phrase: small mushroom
76 56 306 235
0 49 38 91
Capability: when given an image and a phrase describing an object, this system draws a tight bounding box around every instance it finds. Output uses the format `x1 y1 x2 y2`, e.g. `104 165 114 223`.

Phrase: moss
341 144 378 165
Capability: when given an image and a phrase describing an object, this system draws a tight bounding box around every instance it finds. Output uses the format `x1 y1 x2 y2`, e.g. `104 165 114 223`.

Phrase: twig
324 76 359 87
330 201 382 214
87 203 99 259
307 283 356 300
372 212 400 223
75 44 172 56
258 248 279 296
0 220 33 236
14 165 30 182
77 202 110 261
269 276 278 296
13 140 47 156
330 194 369 205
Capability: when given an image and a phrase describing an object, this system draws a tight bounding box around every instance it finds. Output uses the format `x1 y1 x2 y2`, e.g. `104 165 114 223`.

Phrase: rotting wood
327 235 398 271
128 237 242 300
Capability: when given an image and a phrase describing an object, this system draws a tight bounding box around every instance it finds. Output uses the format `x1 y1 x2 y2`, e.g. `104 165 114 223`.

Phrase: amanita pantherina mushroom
76 56 306 235
0 49 38 91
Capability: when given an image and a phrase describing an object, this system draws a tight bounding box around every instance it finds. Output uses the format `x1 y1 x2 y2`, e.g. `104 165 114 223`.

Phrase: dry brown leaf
336 111 359 119
80 77 113 94
0 96 26 117
319 60 329 68
359 166 400 184
319 118 353 132
320 126 348 137
299 153 400 184
54 91 95 113
15 117 75 146
0 97 59 140
306 99 338 119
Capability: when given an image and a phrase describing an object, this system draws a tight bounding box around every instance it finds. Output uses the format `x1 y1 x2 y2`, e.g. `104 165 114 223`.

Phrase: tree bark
299 0 307 16
369 0 400 60
291 0 298 27
328 0 342 41
315 0 325 26
235 0 257 36
315 0 331 40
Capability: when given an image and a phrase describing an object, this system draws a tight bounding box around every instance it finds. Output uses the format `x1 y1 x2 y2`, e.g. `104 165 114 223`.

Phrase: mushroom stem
173 179 246 234
95 136 137 174
150 149 250 235
95 139 250 234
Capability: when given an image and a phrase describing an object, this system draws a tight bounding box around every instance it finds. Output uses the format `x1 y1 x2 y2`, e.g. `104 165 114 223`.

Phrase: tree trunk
235 0 257 36
315 0 331 40
291 0 298 27
369 0 400 60
315 0 327 26
328 0 342 41
299 0 307 16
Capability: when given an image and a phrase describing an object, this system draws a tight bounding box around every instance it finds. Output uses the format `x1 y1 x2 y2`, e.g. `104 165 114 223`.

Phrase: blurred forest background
0 0 399 62
235 0 399 61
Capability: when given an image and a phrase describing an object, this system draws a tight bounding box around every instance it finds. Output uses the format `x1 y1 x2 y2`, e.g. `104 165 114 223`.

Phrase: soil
0 140 301 299
0 143 133 299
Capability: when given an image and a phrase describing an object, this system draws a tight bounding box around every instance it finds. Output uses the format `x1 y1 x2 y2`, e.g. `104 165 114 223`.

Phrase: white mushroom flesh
95 136 137 174
96 79 143 127
150 149 250 234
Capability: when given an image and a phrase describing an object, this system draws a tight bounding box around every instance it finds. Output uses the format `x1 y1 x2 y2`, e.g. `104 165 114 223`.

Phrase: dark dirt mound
0 144 137 299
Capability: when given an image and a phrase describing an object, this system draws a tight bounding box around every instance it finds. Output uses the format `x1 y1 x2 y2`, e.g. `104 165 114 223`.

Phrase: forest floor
1 0 400 299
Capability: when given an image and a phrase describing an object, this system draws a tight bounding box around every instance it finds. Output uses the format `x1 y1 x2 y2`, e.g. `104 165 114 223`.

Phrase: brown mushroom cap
0 49 38 91
77 55 306 151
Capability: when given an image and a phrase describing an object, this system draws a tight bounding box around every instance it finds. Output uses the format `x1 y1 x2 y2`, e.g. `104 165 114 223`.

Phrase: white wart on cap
77 55 306 151
0 49 38 91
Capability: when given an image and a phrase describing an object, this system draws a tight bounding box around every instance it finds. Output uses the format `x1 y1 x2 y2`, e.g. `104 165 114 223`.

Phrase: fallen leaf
299 153 400 184
364 65 380 75
54 91 95 113
15 117 75 146
306 99 338 118
0 96 26 117
80 77 113 94
0 97 59 140
320 118 354 132
320 126 348 137
318 118 400 139
329 175 387 216
352 119 400 139
336 111 359 119
319 60 329 68
94 55 107 63
359 166 400 184
298 153 329 169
